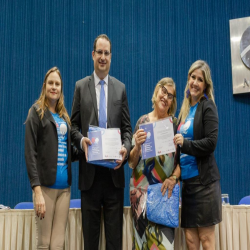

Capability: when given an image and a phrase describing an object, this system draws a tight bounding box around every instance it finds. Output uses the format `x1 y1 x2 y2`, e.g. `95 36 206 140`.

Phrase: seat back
238 196 250 205
70 199 81 208
14 202 34 209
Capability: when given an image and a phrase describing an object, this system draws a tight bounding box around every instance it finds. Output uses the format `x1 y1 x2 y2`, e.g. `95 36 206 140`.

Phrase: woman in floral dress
129 77 181 250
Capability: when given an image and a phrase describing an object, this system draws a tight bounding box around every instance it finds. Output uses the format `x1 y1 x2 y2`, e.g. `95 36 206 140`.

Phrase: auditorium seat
14 202 34 209
238 196 250 205
69 199 81 208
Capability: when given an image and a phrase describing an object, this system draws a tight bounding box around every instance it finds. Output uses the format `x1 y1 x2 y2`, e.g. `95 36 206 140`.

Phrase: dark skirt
181 176 222 228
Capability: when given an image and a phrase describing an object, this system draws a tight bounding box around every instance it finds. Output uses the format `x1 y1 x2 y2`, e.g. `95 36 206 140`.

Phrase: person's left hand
174 134 184 147
115 145 127 170
161 177 176 198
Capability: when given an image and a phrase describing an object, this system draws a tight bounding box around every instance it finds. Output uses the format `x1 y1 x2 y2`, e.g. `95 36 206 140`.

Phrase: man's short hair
93 34 112 53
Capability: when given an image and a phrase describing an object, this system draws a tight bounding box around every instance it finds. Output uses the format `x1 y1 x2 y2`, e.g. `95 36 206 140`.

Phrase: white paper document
88 128 122 161
139 117 175 160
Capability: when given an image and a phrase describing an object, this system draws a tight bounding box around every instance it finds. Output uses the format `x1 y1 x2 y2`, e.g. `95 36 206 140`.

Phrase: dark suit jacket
71 74 132 191
25 104 73 189
176 98 220 185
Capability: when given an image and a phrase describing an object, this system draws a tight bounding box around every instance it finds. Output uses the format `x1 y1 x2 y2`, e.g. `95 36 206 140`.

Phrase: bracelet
170 175 178 184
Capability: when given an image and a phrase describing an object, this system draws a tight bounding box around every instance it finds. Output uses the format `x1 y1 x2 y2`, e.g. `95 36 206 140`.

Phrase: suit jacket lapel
44 108 56 127
88 74 98 122
107 76 114 128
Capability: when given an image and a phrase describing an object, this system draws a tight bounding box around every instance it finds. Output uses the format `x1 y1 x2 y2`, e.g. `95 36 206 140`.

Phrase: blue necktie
99 80 106 128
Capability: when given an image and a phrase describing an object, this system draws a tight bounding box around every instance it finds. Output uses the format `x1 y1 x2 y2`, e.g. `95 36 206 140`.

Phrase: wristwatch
170 175 178 184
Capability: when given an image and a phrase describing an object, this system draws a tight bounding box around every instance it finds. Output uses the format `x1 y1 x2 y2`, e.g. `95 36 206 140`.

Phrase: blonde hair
151 77 177 116
178 60 215 123
33 67 70 124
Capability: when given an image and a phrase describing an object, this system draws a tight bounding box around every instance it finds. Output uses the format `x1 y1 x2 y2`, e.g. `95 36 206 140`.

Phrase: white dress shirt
80 72 109 150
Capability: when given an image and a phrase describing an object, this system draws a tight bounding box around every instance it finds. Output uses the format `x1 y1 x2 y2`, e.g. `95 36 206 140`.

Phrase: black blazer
71 74 132 191
25 104 73 189
177 98 220 185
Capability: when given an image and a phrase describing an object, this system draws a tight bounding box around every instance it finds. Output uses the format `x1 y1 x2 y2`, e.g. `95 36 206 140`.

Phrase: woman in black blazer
174 60 222 250
25 67 76 250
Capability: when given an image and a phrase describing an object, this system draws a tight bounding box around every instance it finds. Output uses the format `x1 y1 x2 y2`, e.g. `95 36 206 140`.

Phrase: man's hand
114 145 127 170
82 137 92 161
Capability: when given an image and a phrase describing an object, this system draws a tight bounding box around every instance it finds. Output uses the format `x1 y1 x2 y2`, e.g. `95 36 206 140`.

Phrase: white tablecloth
0 205 249 250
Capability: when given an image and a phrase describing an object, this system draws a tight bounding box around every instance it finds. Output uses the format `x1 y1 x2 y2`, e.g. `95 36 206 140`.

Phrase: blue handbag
146 183 179 228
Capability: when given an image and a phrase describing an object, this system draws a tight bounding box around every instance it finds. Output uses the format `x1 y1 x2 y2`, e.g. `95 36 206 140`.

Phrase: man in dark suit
71 34 132 250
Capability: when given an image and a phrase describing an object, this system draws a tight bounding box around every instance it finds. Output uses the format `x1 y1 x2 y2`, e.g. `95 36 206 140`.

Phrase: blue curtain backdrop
0 0 249 208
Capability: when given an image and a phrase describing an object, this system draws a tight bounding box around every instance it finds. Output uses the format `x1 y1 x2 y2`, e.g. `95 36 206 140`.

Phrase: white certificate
88 128 122 161
139 117 175 160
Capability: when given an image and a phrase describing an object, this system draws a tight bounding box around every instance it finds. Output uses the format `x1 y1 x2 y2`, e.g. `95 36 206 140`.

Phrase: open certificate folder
87 128 122 162
139 117 175 160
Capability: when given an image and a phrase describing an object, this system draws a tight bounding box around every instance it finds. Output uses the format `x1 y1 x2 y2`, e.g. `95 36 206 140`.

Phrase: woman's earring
186 89 190 98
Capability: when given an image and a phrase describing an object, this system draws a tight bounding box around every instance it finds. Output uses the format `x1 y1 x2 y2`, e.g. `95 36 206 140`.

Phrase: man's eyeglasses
161 86 174 100
95 50 111 57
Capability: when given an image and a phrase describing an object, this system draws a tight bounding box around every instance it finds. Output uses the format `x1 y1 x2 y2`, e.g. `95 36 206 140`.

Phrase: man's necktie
99 80 106 128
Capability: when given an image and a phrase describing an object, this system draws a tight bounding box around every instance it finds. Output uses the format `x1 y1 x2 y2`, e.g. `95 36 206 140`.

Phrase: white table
0 205 249 250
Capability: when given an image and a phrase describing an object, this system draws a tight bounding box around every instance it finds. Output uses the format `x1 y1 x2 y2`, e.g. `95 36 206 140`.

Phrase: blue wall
0 0 249 207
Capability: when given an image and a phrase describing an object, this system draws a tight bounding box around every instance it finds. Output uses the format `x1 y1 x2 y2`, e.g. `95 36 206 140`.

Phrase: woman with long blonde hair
25 67 76 249
174 60 222 250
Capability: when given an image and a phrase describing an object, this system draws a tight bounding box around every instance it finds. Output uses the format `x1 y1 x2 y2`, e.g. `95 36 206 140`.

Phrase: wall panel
0 0 249 207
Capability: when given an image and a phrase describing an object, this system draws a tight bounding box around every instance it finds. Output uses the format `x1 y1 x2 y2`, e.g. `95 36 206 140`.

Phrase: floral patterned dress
130 114 177 250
